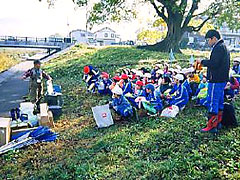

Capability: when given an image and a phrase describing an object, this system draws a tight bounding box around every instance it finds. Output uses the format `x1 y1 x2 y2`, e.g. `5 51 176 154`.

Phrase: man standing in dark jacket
197 30 230 133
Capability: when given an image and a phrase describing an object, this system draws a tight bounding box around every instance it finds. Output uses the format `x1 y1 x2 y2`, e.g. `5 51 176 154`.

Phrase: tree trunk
138 13 184 53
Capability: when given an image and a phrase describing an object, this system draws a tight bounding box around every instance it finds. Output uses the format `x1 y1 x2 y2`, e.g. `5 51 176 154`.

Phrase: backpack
222 103 238 127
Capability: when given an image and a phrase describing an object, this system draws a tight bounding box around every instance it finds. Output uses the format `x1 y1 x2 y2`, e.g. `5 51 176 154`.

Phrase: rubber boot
200 114 218 133
217 111 223 130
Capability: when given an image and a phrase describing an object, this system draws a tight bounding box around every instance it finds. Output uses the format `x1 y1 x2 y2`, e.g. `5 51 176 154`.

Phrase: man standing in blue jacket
197 30 230 133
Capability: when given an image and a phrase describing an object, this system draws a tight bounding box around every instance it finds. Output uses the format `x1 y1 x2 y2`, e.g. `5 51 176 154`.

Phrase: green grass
0 45 239 179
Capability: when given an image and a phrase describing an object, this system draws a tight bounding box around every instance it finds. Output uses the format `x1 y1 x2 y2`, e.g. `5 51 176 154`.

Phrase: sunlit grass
0 46 239 179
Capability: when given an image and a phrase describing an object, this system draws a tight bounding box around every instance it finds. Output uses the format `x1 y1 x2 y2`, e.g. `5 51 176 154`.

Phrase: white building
69 29 94 44
219 23 240 47
70 27 120 46
94 27 120 46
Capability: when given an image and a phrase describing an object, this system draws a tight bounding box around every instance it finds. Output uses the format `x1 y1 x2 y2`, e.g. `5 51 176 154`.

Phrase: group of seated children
83 60 240 118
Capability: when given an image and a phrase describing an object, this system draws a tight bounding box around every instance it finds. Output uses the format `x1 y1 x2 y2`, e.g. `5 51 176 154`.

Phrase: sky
0 0 213 40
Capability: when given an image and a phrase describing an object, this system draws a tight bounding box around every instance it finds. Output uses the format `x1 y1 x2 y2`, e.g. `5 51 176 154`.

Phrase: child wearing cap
224 72 239 99
193 76 208 107
152 69 163 85
130 69 137 82
140 83 163 116
166 74 189 109
233 59 240 83
109 76 121 90
143 73 152 85
126 80 145 108
119 74 134 95
110 85 133 118
188 71 200 95
96 72 112 95
233 59 240 75
83 65 100 93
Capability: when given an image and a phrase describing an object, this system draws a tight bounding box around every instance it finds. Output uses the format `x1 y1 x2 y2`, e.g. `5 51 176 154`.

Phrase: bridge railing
0 36 73 49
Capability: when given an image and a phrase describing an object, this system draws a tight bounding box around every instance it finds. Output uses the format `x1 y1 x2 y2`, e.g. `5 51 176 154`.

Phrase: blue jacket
96 79 112 94
112 95 133 116
233 65 240 75
143 90 163 111
122 81 134 95
169 84 178 95
83 66 100 84
183 80 192 96
171 84 189 104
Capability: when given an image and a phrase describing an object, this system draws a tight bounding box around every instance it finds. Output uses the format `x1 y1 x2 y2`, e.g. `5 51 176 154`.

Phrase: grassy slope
0 46 239 180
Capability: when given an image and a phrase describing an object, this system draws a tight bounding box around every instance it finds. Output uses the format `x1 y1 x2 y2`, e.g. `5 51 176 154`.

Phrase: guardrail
0 36 73 50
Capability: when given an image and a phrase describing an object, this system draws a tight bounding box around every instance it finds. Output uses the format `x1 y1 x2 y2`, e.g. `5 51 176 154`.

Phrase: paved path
0 61 33 117
0 45 74 117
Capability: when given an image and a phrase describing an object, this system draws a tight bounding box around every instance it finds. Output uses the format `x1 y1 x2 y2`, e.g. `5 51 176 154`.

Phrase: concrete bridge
0 36 73 55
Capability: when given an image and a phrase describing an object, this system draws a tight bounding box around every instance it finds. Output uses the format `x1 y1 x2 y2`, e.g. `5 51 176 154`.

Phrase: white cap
136 71 143 77
173 74 184 81
131 69 137 74
112 85 123 95
182 67 194 74
156 69 164 74
189 67 195 73
176 65 181 70
144 73 151 78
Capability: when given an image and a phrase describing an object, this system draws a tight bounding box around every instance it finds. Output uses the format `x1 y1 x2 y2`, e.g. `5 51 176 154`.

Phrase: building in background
94 27 121 46
69 29 94 44
70 27 121 46
219 23 240 49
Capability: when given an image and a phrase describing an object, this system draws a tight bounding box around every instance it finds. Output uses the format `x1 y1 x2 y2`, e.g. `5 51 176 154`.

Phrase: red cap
113 76 121 81
121 74 128 80
84 66 90 74
136 81 144 86
101 72 109 79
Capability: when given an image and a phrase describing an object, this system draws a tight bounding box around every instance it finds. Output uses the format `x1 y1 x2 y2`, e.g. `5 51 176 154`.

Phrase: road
0 61 33 117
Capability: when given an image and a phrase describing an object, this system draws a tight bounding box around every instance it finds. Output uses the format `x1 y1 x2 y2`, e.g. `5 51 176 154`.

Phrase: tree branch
185 16 211 33
192 11 207 18
182 0 200 28
179 0 188 14
150 0 168 23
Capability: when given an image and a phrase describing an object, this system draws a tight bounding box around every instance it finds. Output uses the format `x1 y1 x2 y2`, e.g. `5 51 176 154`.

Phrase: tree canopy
44 0 240 52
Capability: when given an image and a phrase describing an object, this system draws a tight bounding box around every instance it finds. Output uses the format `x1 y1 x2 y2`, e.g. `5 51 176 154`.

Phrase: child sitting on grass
166 74 189 110
119 74 134 95
96 72 112 95
126 80 144 108
188 71 200 96
192 76 208 107
224 72 239 100
139 84 163 116
110 85 133 119
83 65 100 93
109 76 121 90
